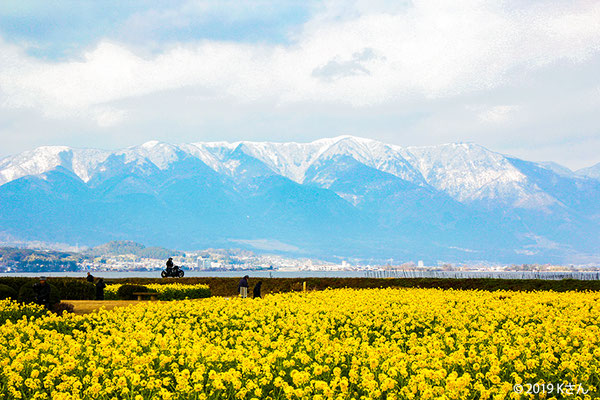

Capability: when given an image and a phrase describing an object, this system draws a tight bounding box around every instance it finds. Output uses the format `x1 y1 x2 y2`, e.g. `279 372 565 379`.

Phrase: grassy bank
68 300 146 314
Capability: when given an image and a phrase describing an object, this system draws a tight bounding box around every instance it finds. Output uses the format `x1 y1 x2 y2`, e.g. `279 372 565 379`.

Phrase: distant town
0 240 598 275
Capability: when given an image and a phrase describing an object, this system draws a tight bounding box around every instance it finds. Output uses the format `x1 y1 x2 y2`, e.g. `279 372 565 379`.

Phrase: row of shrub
100 276 600 297
0 282 62 304
2 276 600 300
0 278 94 300
0 278 213 301
106 283 211 300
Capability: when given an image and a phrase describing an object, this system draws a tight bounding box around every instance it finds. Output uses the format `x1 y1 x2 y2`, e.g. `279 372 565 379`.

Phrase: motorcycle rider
166 257 174 275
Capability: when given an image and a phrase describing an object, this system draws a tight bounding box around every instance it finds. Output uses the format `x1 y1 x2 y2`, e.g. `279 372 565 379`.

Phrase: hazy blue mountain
508 158 600 219
577 162 600 180
0 167 97 244
85 240 183 258
0 137 599 264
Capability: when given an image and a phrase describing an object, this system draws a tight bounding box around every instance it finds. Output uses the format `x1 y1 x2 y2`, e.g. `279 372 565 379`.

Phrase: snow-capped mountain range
1 136 599 263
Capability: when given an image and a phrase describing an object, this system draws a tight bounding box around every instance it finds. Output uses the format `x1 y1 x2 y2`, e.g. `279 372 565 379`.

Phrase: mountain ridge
2 136 597 189
1 136 599 264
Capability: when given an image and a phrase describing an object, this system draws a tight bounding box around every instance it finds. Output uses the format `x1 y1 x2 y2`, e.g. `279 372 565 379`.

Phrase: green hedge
18 282 61 306
0 277 34 293
0 284 17 300
116 285 154 300
1 276 600 300
102 277 600 297
50 279 95 300
0 277 95 300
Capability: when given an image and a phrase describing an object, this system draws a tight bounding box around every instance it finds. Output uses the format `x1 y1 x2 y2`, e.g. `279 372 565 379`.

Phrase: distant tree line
0 247 80 272
0 240 183 272
84 240 182 259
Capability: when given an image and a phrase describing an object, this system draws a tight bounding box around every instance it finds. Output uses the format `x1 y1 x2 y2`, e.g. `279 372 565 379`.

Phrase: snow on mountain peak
0 137 521 197
0 145 72 186
117 141 184 170
141 140 161 148
0 145 112 184
403 141 531 203
1 137 593 210
191 135 424 184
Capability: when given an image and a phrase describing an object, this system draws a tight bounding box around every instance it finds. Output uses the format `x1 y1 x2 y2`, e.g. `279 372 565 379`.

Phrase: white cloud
1 0 599 125
476 105 520 124
91 106 127 128
0 0 599 170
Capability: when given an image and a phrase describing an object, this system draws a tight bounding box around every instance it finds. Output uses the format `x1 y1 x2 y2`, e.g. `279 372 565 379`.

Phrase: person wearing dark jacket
96 278 106 300
238 275 249 298
253 281 262 299
86 272 94 283
166 258 174 274
33 277 51 308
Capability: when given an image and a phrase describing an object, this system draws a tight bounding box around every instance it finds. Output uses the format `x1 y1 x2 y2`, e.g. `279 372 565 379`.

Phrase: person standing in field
238 275 249 298
253 281 262 299
33 277 51 308
86 272 94 283
96 278 106 300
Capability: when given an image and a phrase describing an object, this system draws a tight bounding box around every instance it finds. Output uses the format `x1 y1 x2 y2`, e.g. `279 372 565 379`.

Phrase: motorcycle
161 265 185 278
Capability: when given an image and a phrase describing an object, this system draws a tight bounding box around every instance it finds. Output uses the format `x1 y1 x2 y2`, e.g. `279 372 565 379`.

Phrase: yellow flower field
104 283 211 300
0 299 47 324
0 288 599 400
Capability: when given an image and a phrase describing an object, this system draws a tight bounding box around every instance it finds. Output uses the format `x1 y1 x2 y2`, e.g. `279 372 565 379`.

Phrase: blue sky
0 1 314 58
0 0 599 169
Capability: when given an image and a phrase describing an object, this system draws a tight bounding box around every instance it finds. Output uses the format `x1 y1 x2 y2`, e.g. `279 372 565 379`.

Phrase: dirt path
67 300 155 315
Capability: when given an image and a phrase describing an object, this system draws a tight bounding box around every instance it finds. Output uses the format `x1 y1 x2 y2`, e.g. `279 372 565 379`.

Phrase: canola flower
0 288 599 399
105 283 211 300
0 299 47 324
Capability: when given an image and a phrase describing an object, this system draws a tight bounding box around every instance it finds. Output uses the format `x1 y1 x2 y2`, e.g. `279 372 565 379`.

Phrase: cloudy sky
0 0 599 169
